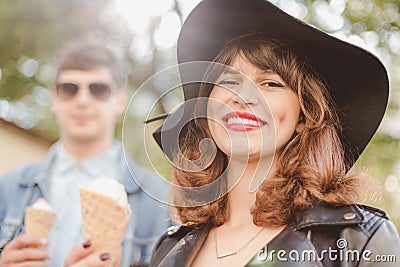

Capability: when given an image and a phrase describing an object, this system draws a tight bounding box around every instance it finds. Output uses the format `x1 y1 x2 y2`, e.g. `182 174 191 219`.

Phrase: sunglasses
55 82 114 101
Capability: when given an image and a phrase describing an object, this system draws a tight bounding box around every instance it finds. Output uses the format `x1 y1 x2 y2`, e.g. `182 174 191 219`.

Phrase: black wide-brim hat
150 0 389 169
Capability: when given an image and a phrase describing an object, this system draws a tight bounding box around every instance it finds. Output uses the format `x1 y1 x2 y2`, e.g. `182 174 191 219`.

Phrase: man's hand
64 240 120 267
0 233 51 267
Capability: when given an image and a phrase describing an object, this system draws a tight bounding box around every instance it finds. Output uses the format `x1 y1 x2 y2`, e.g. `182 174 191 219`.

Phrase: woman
149 0 400 266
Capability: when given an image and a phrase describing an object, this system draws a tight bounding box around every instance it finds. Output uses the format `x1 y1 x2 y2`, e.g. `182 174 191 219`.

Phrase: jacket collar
158 203 367 267
159 222 324 267
17 142 59 187
17 141 141 194
293 202 367 230
159 224 212 267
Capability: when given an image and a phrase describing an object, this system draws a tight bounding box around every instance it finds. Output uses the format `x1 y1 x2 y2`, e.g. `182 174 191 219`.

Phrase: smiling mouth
222 111 267 132
72 114 93 123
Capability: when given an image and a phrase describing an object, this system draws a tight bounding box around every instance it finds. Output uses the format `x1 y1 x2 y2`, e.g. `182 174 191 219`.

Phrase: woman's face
207 54 303 162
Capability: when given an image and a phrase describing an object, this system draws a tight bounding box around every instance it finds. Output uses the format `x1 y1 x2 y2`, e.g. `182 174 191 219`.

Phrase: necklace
214 226 265 259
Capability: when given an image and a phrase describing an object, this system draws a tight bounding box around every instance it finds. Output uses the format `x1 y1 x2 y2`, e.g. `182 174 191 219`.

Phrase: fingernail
82 240 92 249
100 253 110 261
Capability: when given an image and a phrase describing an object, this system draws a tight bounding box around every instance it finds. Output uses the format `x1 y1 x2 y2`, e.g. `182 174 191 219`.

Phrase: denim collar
53 142 120 178
17 141 141 194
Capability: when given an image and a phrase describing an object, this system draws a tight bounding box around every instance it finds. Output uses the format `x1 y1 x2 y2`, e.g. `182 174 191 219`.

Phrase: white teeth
226 117 264 126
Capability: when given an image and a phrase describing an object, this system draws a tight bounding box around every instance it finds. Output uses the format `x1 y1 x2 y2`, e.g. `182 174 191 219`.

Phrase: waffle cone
25 207 56 239
80 188 131 266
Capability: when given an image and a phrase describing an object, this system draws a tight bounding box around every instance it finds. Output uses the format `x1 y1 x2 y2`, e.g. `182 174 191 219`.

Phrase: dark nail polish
82 240 91 249
100 253 110 261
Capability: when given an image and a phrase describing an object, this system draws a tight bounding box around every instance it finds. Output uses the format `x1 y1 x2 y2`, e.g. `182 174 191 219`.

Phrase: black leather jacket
150 203 400 266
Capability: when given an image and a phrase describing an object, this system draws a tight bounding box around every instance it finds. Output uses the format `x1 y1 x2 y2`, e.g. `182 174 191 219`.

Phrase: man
0 42 170 266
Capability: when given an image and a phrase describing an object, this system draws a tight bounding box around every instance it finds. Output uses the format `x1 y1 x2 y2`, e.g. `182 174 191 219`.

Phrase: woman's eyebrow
220 68 277 76
259 69 276 75
222 68 241 75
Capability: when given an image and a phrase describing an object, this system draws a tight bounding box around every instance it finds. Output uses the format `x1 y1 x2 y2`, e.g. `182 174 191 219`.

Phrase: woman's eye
262 81 284 88
217 80 239 86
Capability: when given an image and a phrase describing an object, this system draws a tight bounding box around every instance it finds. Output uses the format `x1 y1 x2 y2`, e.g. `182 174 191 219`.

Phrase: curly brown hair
172 34 363 227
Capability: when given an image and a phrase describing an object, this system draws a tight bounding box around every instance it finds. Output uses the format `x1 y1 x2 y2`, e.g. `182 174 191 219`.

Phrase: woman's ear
295 122 305 133
295 113 305 133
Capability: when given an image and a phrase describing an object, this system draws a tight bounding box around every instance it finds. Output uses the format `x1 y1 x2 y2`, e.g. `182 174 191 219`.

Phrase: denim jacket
0 144 171 266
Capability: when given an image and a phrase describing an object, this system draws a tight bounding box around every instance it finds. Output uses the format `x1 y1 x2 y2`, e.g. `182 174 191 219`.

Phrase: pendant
217 251 237 259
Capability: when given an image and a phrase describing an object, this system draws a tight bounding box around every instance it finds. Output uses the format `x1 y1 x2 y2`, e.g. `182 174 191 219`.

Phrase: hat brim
153 0 389 168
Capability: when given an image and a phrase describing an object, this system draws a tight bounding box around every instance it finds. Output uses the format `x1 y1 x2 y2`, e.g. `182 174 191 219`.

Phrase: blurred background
0 0 399 230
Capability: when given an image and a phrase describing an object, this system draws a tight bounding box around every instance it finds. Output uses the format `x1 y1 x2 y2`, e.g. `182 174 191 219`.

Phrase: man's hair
56 41 126 88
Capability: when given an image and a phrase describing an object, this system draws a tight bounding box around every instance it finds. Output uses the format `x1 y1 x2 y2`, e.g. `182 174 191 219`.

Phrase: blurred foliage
0 0 399 230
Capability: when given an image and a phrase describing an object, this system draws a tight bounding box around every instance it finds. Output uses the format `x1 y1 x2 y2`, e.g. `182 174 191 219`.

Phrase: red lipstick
222 111 267 132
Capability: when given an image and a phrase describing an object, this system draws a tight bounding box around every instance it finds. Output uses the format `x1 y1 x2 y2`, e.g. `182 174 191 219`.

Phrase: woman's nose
231 82 259 106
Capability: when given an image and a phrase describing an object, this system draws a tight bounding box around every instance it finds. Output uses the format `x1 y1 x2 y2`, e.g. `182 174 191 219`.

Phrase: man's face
51 67 126 144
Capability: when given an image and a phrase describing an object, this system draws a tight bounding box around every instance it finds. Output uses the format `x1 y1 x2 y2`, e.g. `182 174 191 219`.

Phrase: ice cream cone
80 187 131 266
25 207 56 238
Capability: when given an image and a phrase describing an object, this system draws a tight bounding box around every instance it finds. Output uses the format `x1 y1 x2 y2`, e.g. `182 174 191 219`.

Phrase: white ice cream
32 198 54 212
87 178 130 214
